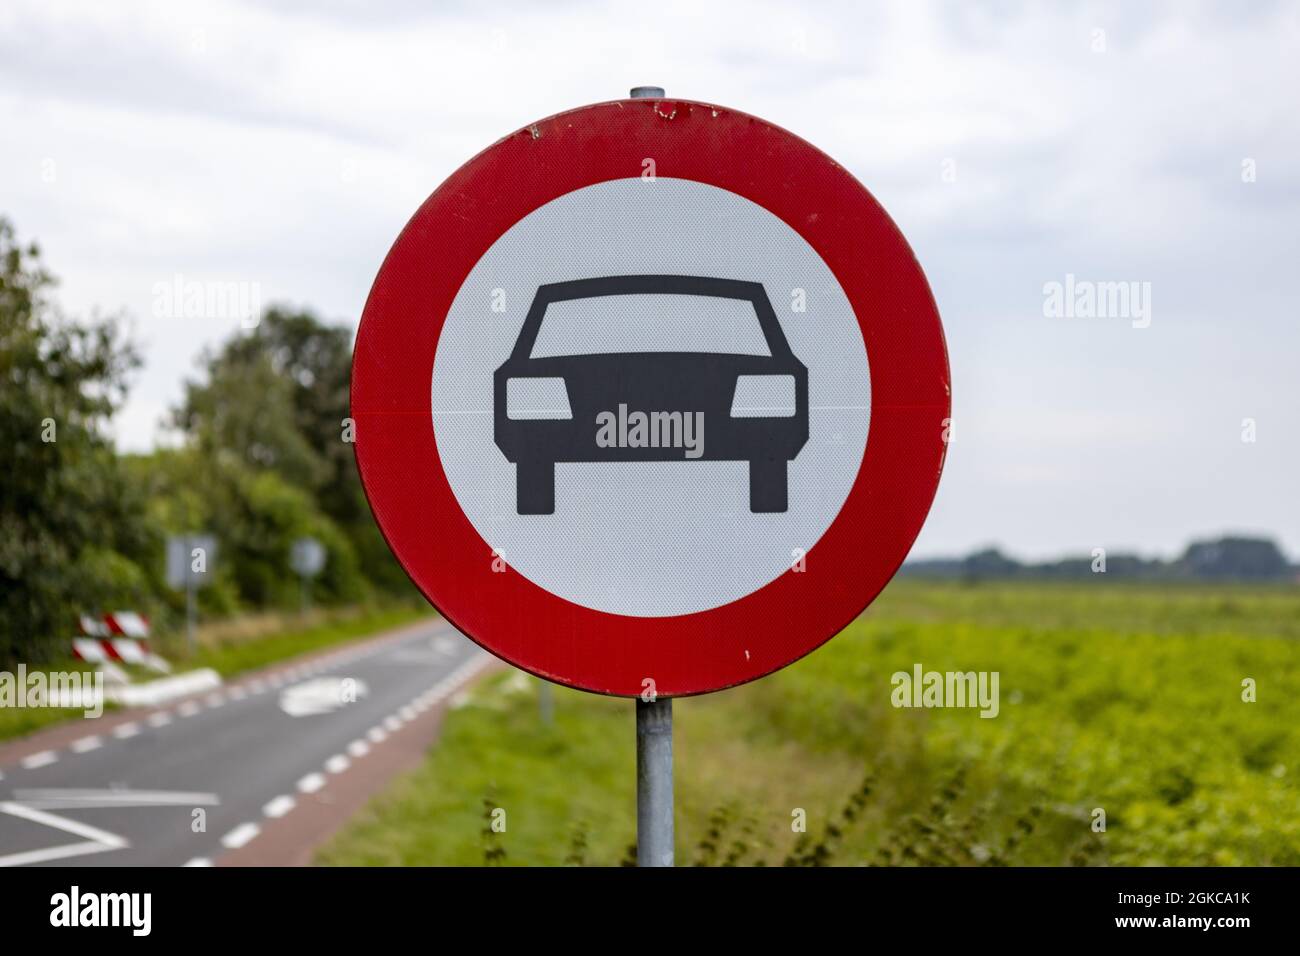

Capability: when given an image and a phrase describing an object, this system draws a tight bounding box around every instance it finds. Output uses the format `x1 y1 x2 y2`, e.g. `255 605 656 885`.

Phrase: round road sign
352 96 949 697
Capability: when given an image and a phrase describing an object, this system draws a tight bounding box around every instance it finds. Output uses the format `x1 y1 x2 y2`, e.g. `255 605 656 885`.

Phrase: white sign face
290 537 327 577
165 534 217 590
430 178 871 617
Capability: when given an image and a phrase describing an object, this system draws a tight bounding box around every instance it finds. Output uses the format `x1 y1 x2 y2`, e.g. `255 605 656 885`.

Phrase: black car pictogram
493 275 809 515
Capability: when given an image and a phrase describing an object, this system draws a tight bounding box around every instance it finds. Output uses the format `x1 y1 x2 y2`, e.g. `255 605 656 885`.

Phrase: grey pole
184 560 196 655
628 82 674 867
636 697 673 866
627 81 674 868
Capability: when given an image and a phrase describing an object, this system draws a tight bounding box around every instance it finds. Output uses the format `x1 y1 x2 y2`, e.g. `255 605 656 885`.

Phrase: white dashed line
21 751 58 769
367 727 387 744
263 795 295 819
113 722 140 739
221 822 260 849
228 687 247 701
297 773 326 794
384 715 402 732
183 857 213 867
147 712 172 728
205 693 225 708
347 740 370 758
324 754 350 774
70 735 103 754
178 700 201 718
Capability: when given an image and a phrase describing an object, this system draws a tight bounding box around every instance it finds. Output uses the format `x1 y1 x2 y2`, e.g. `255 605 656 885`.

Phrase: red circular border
352 98 950 697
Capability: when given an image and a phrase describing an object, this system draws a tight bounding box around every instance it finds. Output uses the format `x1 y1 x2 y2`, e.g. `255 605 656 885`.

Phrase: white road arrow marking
0 801 128 868
278 677 368 717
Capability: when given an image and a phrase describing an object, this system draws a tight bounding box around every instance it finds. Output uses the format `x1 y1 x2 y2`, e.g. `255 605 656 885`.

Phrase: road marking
12 788 219 810
263 795 295 819
70 735 103 753
20 751 57 769
279 676 369 717
324 754 350 774
0 802 128 867
297 773 326 794
347 740 370 758
113 722 140 739
205 692 225 708
384 715 402 731
228 686 247 701
400 705 417 721
248 680 266 694
221 822 260 849
178 700 201 717
367 727 387 743
147 711 172 728
183 857 213 867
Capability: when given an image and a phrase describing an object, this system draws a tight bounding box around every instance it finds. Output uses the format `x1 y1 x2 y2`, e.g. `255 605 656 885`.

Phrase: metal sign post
628 83 674 867
636 695 673 866
185 562 196 653
167 533 216 655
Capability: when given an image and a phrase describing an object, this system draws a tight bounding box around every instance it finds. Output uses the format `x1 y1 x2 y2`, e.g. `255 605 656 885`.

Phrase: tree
0 218 149 663
1180 536 1291 580
175 307 413 595
175 321 328 492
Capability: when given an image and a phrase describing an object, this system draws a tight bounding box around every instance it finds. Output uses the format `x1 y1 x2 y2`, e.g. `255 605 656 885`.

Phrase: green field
318 579 1300 866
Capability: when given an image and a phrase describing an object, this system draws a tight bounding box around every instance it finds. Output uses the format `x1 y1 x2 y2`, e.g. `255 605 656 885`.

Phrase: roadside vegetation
319 579 1300 867
1 215 418 669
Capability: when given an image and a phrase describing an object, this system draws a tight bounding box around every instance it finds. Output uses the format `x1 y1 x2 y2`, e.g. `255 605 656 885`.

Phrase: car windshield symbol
494 275 809 515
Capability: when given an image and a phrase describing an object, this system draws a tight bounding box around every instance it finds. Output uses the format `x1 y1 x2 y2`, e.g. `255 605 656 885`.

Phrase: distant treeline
903 536 1297 582
1 216 414 664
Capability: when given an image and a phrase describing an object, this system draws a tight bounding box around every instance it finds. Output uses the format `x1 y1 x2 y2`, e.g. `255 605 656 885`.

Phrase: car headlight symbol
730 374 797 417
506 377 573 420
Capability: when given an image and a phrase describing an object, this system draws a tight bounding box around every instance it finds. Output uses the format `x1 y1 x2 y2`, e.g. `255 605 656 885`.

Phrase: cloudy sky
3 0 1297 560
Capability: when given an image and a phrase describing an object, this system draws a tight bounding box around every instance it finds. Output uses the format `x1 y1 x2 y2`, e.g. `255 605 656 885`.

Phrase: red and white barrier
104 610 150 638
72 638 110 663
73 611 169 673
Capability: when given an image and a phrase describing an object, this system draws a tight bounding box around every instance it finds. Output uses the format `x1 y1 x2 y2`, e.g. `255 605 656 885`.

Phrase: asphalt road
0 619 487 867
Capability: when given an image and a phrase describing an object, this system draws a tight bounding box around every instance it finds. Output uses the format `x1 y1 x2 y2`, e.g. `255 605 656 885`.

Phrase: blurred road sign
290 537 327 577
166 534 217 590
353 95 949 697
